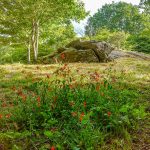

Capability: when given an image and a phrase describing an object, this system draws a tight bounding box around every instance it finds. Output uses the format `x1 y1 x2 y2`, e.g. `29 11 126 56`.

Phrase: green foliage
108 31 129 49
92 28 129 49
94 28 111 42
0 0 87 62
0 46 13 64
0 46 28 64
127 29 150 53
140 0 150 13
39 23 76 56
0 23 76 64
0 64 146 149
85 1 147 35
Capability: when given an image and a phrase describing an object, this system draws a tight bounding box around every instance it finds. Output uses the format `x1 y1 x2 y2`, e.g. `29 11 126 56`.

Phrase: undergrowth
0 63 146 150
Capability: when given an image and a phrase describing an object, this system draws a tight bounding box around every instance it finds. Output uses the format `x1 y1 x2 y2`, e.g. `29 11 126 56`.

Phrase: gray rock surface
41 40 115 63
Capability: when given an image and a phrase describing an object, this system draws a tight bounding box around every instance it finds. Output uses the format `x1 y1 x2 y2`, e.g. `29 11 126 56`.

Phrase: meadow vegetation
0 57 150 149
0 0 150 149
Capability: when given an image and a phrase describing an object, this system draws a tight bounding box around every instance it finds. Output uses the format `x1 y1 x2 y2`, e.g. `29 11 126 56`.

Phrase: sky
73 0 140 35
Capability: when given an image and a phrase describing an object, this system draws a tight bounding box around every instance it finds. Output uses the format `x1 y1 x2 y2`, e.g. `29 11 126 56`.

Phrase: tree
108 31 129 49
39 22 76 56
140 0 150 13
0 0 87 63
93 28 112 42
127 29 150 53
92 28 129 49
85 2 147 35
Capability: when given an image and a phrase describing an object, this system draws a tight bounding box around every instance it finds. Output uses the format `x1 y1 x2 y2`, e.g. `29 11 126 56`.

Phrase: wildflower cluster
0 64 145 150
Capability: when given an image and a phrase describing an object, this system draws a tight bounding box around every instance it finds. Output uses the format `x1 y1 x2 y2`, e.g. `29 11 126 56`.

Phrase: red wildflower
95 71 99 76
101 81 104 85
17 89 23 96
96 85 100 91
107 112 111 117
64 63 67 67
53 96 58 103
71 112 77 117
90 72 100 82
5 114 11 119
61 63 68 71
21 94 27 101
94 71 100 81
32 79 35 83
2 103 7 108
83 101 86 107
81 112 84 116
0 114 3 119
60 53 65 59
79 112 84 122
50 146 55 150
37 96 41 102
36 96 41 107
69 84 73 89
101 92 104 96
37 102 41 107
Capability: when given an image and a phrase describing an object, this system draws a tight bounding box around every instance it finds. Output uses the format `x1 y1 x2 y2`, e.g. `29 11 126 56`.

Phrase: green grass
0 57 150 150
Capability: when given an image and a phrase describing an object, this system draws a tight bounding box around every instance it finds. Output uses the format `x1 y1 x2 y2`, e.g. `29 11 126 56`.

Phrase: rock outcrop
41 40 115 63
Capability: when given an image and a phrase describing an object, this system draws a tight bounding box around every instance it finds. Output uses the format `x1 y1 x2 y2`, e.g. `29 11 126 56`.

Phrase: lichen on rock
41 40 115 64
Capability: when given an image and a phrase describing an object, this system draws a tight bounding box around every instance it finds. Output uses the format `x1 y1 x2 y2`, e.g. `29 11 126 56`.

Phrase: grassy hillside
0 56 150 150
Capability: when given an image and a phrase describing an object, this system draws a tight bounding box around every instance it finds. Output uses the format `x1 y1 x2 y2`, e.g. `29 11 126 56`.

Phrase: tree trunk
35 20 39 59
32 19 36 61
32 19 37 62
28 41 31 64
31 19 39 62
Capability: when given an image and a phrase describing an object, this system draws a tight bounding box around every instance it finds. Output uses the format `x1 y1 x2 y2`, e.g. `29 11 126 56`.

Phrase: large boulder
58 48 99 63
41 40 115 63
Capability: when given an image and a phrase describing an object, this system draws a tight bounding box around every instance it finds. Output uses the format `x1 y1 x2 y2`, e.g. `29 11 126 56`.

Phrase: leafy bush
0 46 27 64
93 28 129 49
0 64 146 149
127 29 150 53
94 28 111 42
108 31 129 49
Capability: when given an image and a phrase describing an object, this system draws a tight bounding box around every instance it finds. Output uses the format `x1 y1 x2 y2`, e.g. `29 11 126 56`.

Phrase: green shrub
0 46 27 64
93 28 129 49
94 28 112 42
127 29 150 53
108 31 129 49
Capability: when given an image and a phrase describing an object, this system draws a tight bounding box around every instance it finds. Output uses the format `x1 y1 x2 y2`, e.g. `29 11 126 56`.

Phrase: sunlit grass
0 57 149 149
